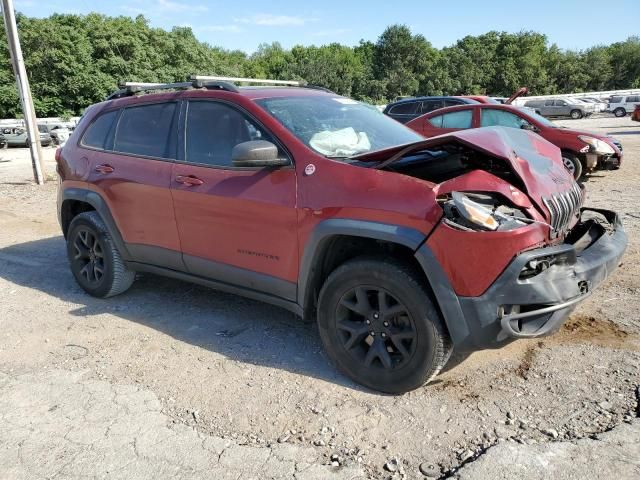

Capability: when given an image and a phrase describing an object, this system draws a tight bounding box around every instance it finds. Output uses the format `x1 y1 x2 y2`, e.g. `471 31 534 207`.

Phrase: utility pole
1 0 45 184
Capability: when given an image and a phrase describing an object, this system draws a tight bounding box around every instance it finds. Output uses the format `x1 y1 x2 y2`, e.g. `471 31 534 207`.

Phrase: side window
81 110 118 150
555 100 567 106
185 101 278 168
428 115 443 128
422 100 444 113
544 100 555 107
389 102 418 115
440 110 473 129
114 103 177 159
480 110 526 129
609 96 622 103
627 96 640 103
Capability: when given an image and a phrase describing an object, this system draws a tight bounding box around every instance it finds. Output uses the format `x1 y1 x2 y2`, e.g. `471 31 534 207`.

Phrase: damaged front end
356 127 627 350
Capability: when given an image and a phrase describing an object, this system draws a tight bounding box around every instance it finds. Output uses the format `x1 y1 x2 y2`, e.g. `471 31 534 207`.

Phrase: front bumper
453 208 626 349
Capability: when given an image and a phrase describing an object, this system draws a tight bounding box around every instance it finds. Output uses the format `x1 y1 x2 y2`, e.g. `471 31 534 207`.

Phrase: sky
12 0 640 53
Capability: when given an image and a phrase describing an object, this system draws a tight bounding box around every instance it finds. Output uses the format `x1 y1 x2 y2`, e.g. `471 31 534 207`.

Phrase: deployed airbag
310 127 371 157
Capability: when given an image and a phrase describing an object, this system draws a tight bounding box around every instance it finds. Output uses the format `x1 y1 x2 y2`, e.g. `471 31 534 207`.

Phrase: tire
562 152 583 180
613 108 626 118
317 257 452 393
66 211 135 298
570 109 582 120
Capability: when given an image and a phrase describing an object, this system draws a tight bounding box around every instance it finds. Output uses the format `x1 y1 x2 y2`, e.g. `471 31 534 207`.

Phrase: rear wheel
570 109 583 120
562 152 583 180
317 257 452 393
67 211 135 298
613 107 626 118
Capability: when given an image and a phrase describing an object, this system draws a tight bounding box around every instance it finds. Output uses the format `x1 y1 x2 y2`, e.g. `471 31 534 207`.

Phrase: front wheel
67 211 135 298
562 152 583 180
317 257 452 393
613 108 626 118
570 109 583 120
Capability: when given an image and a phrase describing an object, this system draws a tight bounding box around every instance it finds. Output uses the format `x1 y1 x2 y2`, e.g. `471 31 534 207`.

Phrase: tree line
1 12 639 118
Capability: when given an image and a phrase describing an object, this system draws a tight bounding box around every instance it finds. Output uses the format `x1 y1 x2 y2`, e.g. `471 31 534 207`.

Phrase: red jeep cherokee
56 78 627 393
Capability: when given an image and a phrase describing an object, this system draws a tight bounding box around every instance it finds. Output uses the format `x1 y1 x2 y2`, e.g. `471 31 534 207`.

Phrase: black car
383 96 480 123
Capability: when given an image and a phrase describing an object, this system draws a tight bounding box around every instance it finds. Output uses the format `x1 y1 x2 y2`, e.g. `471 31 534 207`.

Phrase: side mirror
232 140 289 168
521 123 537 132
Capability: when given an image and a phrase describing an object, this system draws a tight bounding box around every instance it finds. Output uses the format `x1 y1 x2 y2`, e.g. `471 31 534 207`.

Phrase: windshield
255 96 423 158
517 108 558 128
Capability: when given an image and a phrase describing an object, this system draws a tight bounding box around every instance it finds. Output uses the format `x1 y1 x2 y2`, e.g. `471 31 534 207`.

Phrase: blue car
383 96 479 124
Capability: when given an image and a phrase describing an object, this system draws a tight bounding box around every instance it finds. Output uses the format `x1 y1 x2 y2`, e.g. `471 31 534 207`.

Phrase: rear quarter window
81 110 118 150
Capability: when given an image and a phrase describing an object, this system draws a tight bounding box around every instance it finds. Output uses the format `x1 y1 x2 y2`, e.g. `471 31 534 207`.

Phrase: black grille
542 182 583 238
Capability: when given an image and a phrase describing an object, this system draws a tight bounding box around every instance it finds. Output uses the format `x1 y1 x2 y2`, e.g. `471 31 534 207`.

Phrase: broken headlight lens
442 192 528 232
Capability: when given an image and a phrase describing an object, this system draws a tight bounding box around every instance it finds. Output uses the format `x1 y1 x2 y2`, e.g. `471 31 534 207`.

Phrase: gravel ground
0 115 639 479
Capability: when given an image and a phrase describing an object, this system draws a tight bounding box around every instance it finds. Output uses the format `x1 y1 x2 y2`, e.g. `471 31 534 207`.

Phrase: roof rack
105 75 334 100
191 75 301 86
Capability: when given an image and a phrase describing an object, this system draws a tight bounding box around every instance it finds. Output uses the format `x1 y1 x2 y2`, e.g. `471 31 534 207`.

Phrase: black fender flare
297 219 469 346
61 188 131 261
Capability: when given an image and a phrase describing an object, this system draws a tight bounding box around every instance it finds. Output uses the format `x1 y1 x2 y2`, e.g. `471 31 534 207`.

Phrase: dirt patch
516 342 544 379
557 314 635 349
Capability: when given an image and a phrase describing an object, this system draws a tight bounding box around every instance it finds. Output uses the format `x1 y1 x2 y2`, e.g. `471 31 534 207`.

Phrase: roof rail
105 79 239 100
105 75 335 101
191 75 302 86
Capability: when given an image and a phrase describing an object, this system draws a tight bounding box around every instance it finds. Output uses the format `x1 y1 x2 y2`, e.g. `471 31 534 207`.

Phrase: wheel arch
61 188 131 260
298 219 468 346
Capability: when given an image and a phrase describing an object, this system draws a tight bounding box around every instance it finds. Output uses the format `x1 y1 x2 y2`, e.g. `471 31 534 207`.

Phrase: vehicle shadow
0 236 375 392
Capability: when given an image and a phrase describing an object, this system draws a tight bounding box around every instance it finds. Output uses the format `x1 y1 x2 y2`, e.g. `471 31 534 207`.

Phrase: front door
170 99 298 300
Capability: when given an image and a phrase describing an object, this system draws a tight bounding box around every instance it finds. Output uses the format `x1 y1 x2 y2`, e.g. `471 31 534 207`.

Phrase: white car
607 94 640 117
574 98 605 113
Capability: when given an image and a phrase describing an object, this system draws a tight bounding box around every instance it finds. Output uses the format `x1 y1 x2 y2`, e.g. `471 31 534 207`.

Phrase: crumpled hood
354 126 576 212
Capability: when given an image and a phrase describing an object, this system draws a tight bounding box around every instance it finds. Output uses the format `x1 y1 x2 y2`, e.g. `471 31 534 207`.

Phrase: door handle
175 175 204 186
95 164 114 174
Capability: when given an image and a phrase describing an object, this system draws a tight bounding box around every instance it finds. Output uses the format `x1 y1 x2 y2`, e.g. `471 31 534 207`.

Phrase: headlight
578 136 615 155
442 192 528 231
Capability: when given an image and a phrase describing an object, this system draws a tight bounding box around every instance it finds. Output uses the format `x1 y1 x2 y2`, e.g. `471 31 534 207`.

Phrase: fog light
519 256 555 279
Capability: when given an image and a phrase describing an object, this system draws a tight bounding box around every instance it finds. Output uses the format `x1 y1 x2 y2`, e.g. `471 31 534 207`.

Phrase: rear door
83 101 184 270
170 99 298 300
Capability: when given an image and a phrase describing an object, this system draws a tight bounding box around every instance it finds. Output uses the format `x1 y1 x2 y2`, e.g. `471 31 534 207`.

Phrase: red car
56 78 626 393
407 103 623 179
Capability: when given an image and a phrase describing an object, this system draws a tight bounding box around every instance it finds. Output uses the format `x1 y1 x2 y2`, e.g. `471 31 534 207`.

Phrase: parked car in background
572 98 604 113
577 97 607 113
38 123 71 145
632 104 640 122
607 94 640 117
55 77 627 393
383 96 479 123
0 133 6 148
524 98 594 119
1 125 52 147
406 103 622 179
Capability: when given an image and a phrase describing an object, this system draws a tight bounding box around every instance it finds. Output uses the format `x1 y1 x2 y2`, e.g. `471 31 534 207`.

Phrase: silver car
1 124 52 147
524 98 594 119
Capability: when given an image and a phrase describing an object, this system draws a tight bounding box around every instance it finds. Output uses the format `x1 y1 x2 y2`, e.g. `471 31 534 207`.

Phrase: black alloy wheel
336 286 417 371
71 228 105 287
